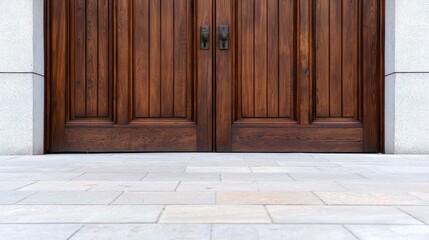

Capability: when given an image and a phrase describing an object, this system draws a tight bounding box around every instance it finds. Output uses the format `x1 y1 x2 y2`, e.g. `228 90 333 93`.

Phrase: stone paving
0 153 429 239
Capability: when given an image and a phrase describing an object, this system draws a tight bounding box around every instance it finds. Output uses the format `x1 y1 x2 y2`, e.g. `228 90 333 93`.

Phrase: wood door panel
132 0 193 120
239 0 296 120
314 0 359 120
47 0 212 152
215 0 383 152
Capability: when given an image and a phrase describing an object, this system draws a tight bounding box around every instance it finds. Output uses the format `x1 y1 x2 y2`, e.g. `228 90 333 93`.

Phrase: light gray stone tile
212 224 357 240
221 173 293 182
359 173 429 182
338 182 429 192
315 192 429 205
160 205 271 223
289 173 367 181
257 182 346 192
19 191 122 205
316 167 383 174
76 166 186 173
276 161 340 167
0 173 82 181
143 172 220 181
177 181 258 192
376 166 429 174
71 224 211 240
0 205 163 223
252 167 319 173
0 181 35 191
0 224 82 240
411 192 429 201
0 166 81 173
20 181 179 192
346 225 429 240
186 166 251 173
267 206 422 224
399 206 429 224
216 192 323 205
0 191 35 204
72 173 146 181
113 192 215 205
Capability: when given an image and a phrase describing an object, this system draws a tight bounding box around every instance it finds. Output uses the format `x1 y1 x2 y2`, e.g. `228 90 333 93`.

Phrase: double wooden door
46 0 384 152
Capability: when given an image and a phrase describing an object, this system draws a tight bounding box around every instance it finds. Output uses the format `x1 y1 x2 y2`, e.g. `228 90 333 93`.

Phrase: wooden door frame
44 0 385 153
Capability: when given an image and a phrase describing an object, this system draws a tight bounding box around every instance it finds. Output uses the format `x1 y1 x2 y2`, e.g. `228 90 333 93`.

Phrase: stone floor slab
212 224 357 240
0 205 163 223
177 181 258 192
70 224 211 240
113 192 215 205
19 191 122 205
71 173 147 181
221 173 293 182
257 181 346 192
0 224 82 240
0 181 35 191
346 225 429 240
399 206 429 224
267 206 422 224
186 166 251 173
251 167 319 173
216 192 323 205
0 191 36 204
160 205 271 223
143 172 220 181
315 192 429 205
0 173 82 181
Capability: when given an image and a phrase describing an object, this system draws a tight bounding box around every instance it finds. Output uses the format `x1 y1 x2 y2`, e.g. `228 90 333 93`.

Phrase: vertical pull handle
219 25 229 50
200 25 210 50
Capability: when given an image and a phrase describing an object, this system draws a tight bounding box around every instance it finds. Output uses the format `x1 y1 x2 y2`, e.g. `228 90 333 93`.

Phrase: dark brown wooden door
47 0 383 153
46 0 213 152
215 0 384 152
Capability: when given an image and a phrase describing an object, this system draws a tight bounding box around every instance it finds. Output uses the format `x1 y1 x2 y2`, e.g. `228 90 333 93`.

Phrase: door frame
44 0 385 153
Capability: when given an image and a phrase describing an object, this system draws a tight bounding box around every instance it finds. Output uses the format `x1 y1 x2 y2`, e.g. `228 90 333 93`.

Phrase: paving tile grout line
396 207 428 225
66 224 85 240
342 225 362 240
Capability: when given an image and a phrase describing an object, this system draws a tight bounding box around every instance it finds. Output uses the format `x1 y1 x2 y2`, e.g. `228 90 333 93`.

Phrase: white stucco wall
0 0 44 154
385 0 429 153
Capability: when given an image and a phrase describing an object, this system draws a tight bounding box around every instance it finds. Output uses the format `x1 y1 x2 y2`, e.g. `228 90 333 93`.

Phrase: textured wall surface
385 0 429 153
0 0 44 155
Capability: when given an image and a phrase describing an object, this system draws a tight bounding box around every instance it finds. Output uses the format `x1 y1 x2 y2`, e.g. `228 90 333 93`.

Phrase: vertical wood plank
329 0 342 117
363 0 380 151
254 0 268 117
86 0 98 117
315 0 329 118
299 0 311 124
173 0 188 118
133 0 150 118
160 0 174 117
197 0 213 150
278 0 293 118
98 0 110 117
74 0 87 117
149 0 161 117
50 0 68 149
116 0 130 124
267 0 279 118
215 0 232 151
342 0 358 118
241 0 255 118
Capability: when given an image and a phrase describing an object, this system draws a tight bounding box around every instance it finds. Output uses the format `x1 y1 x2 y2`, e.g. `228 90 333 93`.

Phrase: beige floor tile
217 192 323 205
267 206 422 224
113 192 215 205
315 192 429 205
338 182 429 192
160 205 271 223
212 224 357 240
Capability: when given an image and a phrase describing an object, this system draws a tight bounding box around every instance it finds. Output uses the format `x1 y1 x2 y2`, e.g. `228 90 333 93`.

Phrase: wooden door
46 0 213 152
215 0 384 152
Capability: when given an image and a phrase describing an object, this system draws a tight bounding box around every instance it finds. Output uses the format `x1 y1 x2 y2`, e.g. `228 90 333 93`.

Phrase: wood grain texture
47 0 383 153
